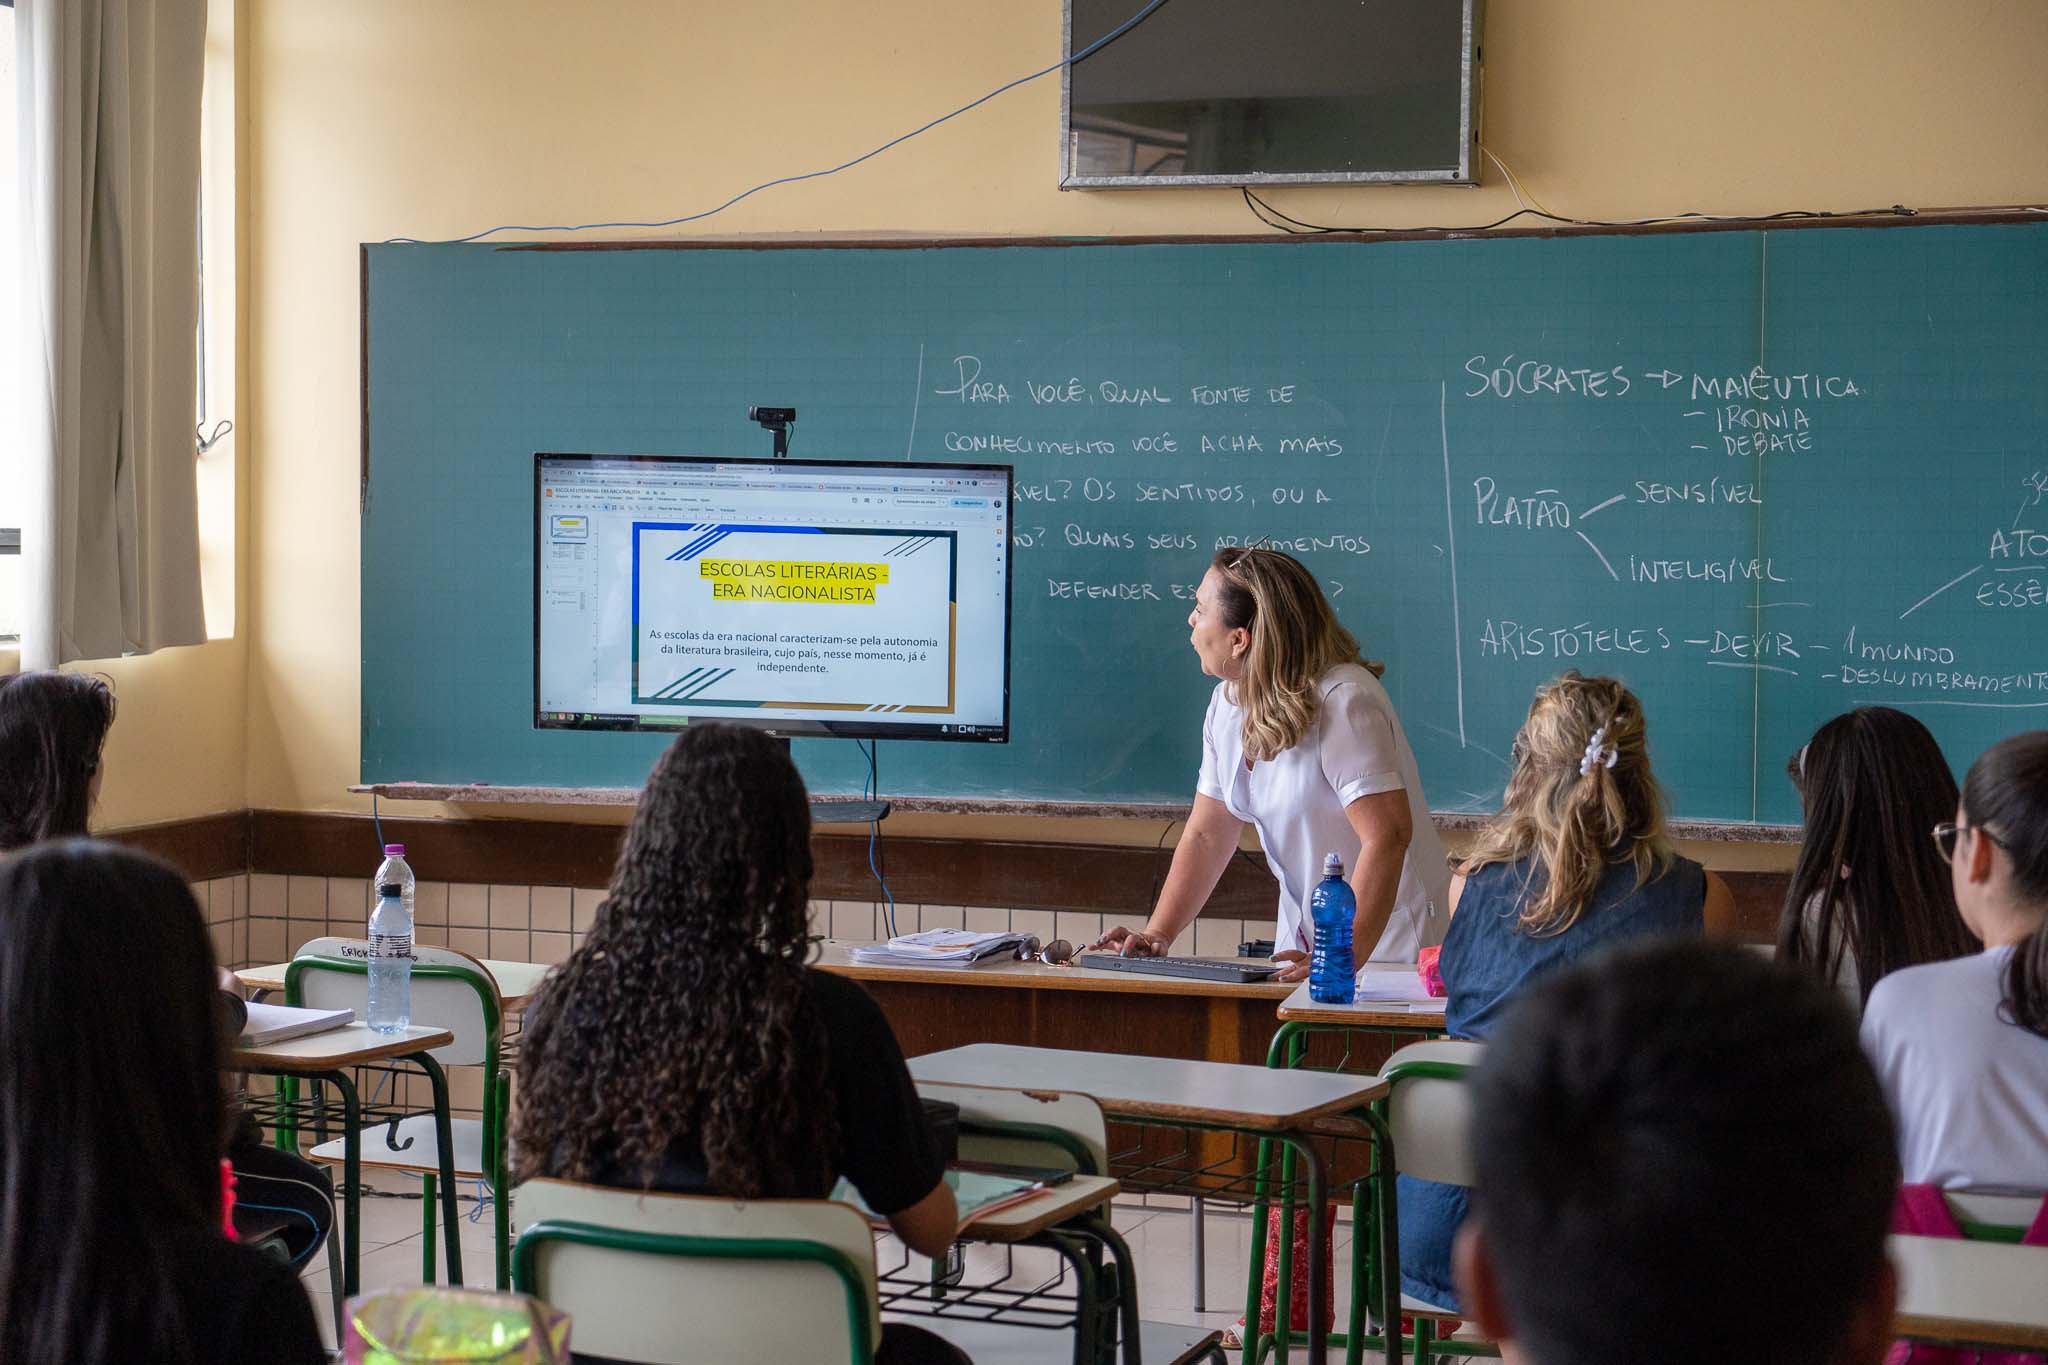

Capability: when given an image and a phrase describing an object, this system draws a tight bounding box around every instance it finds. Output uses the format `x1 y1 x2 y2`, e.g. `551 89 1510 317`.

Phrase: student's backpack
1887 1185 2048 1365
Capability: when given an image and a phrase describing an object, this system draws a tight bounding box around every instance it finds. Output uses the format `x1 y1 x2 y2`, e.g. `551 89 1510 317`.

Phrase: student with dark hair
516 723 968 1365
0 669 336 1268
1455 939 1900 1365
0 841 324 1365
1779 707 1979 1007
0 669 115 848
1862 730 2048 1193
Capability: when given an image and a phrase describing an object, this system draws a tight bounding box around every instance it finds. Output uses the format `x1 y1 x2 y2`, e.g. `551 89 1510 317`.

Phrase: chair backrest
512 1178 880 1365
1380 1038 1486 1187
288 937 502 1069
916 1080 1110 1176
1945 1191 2048 1244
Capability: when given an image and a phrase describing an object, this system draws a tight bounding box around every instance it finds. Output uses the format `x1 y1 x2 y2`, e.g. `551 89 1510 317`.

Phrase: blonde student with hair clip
1092 546 1449 1348
1397 671 1736 1313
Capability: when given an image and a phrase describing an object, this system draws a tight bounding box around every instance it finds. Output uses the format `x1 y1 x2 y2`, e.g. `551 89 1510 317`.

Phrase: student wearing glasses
1861 731 2048 1193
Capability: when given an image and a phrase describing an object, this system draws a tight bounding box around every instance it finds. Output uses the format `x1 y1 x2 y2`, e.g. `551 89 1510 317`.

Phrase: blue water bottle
1308 852 1357 1004
366 881 413 1034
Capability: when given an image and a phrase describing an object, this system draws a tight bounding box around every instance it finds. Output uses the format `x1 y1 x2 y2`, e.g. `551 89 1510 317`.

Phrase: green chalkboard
362 223 2048 824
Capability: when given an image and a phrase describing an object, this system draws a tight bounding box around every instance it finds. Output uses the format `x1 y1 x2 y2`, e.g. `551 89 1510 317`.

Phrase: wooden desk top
962 1174 1119 1242
1275 979 1449 1029
229 1022 455 1071
238 958 550 1008
1892 1234 2048 1351
907 1043 1386 1131
814 940 1295 1001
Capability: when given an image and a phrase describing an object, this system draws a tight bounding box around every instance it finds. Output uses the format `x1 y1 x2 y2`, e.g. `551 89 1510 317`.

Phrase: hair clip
1579 725 1619 777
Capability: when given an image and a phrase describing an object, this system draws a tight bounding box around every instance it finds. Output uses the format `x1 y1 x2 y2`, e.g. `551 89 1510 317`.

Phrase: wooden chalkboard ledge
350 784 1803 843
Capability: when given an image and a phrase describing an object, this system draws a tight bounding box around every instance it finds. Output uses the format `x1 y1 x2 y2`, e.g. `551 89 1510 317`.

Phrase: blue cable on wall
387 0 1174 245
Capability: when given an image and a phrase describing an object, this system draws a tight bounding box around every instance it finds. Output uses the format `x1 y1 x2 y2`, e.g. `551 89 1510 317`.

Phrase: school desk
907 1043 1395 1365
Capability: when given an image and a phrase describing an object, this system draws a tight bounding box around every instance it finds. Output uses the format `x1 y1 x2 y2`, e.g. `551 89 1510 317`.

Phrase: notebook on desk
239 1002 354 1047
832 1169 1047 1235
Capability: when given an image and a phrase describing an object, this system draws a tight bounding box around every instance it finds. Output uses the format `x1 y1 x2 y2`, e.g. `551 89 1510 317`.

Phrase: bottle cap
383 844 406 856
379 882 404 897
1323 852 1345 875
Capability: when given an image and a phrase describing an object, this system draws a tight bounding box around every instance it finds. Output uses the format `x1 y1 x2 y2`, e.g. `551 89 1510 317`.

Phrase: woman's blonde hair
1210 547 1381 764
1456 671 1673 935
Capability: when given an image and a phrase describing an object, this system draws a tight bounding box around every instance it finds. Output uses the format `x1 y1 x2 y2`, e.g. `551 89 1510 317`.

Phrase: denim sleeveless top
1443 852 1706 1039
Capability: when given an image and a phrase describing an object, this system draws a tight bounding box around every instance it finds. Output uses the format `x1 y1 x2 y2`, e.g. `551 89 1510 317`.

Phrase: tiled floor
296 1176 1366 1358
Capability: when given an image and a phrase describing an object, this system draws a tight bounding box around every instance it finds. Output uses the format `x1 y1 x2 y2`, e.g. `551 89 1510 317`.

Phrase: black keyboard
1076 953 1281 984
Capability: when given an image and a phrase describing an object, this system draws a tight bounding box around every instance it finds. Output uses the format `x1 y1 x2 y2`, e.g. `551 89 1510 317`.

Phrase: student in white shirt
1092 546 1449 977
1861 730 2048 1193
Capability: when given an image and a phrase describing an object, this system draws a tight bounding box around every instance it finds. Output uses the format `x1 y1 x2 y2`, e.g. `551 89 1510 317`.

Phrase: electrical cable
1142 817 1180 915
229 1200 323 1265
389 0 1177 246
859 741 897 938
1242 178 1929 237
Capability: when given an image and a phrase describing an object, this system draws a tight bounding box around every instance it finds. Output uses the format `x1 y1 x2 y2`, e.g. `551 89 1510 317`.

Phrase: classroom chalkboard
361 222 2048 824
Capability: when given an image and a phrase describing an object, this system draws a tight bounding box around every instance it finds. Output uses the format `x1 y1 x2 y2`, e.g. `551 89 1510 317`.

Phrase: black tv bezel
533 452 1015 744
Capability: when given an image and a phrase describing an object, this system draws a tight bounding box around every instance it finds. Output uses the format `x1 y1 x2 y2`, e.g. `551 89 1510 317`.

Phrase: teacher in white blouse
1094 547 1449 982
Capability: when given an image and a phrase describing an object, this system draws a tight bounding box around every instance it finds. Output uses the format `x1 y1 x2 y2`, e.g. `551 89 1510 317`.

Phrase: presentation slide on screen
535 456 1009 734
632 523 956 711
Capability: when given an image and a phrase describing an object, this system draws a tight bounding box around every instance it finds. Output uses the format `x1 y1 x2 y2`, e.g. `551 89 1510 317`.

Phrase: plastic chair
1379 1038 1498 1364
512 1177 882 1365
920 1078 1112 1176
916 1079 1143 1364
1944 1191 2048 1244
287 938 514 1288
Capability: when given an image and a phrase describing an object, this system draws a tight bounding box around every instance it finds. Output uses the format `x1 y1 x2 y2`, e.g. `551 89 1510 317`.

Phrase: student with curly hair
515 723 966 1365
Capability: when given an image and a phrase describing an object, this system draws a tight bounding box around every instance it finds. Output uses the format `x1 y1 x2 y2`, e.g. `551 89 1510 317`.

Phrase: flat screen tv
535 454 1012 742
1062 0 1483 188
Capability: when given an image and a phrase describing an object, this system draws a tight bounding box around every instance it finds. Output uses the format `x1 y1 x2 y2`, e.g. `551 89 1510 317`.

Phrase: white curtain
15 0 207 667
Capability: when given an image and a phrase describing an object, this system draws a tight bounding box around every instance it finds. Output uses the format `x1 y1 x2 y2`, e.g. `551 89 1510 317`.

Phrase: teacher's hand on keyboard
1091 925 1169 958
1271 949 1310 983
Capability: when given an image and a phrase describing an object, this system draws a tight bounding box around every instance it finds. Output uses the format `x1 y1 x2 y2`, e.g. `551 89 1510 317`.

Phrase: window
0 3 237 647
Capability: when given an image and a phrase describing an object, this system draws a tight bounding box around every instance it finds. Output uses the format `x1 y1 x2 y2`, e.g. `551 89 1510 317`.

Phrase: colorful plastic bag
1417 945 1447 997
345 1287 570 1365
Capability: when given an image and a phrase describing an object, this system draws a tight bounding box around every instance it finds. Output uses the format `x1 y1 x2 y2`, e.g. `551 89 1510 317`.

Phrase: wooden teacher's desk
812 939 1294 1064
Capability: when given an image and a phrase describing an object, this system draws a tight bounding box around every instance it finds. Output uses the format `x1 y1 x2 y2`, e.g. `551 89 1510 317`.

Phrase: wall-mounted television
1062 0 1483 189
535 454 1012 742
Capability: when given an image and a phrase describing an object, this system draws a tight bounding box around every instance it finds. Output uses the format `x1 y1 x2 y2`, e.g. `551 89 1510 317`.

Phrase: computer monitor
534 453 1013 742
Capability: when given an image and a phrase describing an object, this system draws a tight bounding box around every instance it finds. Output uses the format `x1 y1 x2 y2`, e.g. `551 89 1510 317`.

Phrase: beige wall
238 0 2048 851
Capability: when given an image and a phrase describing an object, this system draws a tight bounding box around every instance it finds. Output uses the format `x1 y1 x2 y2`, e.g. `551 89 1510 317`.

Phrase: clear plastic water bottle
367 881 413 1034
373 843 417 923
1308 852 1357 1004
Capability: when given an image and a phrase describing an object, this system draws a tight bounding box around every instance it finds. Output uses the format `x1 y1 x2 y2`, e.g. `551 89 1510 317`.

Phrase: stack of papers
240 1002 355 1046
1355 967 1446 1006
849 928 1027 968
